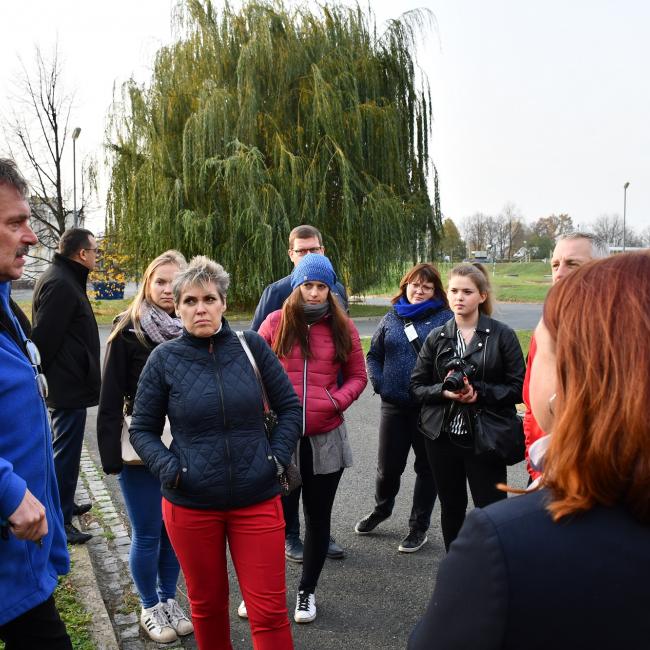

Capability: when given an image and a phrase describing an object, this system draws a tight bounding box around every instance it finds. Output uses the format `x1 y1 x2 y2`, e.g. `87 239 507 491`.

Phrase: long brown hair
542 252 650 523
272 287 352 363
391 262 448 307
448 262 493 315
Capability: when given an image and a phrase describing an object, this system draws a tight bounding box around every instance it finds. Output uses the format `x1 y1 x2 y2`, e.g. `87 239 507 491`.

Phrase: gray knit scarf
140 302 183 344
302 302 330 324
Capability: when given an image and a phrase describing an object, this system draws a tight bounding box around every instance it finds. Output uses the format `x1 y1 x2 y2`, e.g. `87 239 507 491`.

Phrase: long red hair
542 252 650 523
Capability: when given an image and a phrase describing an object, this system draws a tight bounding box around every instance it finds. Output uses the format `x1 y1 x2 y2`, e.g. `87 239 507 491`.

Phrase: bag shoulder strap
402 319 423 354
236 330 271 412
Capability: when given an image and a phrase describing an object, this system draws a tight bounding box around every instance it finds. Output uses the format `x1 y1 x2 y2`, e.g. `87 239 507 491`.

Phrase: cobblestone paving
77 445 197 649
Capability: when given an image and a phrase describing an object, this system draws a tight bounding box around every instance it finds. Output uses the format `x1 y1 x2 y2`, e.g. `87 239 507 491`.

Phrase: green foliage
438 217 466 261
106 0 441 306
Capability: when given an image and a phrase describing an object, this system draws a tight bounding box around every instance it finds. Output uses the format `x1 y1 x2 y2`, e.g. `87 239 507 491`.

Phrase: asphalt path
83 326 531 650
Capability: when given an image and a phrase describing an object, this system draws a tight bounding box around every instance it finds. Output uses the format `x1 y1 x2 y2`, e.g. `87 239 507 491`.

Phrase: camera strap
402 320 422 354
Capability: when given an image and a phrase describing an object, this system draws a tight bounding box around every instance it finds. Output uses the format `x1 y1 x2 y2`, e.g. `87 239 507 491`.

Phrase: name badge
404 324 418 342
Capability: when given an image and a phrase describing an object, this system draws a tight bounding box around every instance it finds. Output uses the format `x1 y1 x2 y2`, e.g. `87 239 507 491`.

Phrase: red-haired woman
409 252 650 650
258 254 367 624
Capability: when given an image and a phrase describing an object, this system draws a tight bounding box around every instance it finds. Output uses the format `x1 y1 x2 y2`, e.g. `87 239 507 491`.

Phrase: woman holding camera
410 263 524 551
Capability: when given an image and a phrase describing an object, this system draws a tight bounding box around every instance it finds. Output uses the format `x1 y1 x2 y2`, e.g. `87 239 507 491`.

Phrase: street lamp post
72 127 81 227
623 181 630 252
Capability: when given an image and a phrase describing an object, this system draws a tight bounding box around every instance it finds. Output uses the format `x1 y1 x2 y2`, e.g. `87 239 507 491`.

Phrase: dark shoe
398 529 428 553
326 536 345 559
355 511 388 535
72 502 92 516
285 536 304 563
65 523 92 545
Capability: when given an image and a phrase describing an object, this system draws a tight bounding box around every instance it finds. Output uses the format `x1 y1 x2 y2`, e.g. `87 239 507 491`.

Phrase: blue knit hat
290 254 337 291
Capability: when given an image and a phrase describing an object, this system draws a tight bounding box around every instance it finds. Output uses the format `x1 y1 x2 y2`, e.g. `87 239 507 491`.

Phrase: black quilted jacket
129 319 301 510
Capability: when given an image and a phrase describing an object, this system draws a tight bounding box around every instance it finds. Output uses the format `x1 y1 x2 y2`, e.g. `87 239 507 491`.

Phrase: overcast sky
1 0 648 234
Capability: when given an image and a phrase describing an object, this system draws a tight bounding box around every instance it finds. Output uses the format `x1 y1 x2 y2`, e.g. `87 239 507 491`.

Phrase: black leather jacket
410 314 524 442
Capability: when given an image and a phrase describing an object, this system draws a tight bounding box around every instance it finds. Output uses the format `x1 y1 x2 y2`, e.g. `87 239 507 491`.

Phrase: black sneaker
326 536 345 559
398 529 428 553
72 502 92 516
285 536 304 563
65 523 92 545
354 511 388 535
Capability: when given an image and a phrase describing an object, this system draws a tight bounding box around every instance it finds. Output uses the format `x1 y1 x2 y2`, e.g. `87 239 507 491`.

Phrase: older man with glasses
31 227 101 545
0 159 72 649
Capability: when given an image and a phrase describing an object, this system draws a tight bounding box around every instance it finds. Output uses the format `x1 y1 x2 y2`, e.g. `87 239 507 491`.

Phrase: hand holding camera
442 358 478 403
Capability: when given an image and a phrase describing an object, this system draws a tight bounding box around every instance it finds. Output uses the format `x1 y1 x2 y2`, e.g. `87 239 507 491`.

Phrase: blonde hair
108 250 187 345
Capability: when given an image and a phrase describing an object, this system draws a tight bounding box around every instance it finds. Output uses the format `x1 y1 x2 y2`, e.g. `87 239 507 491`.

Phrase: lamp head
624 181 630 189
72 127 81 140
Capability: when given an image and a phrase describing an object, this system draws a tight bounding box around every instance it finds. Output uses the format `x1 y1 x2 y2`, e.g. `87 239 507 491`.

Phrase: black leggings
283 438 343 593
424 433 506 551
0 595 72 650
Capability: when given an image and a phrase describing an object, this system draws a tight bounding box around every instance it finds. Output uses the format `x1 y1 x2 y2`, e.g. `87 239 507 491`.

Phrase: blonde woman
97 250 193 643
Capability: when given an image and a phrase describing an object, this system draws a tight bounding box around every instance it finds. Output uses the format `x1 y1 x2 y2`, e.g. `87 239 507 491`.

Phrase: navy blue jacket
366 306 453 406
409 489 650 650
0 282 69 626
130 320 301 510
251 274 348 331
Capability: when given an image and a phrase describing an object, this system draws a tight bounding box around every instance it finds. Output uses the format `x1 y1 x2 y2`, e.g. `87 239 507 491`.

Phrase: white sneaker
140 603 177 643
294 590 316 623
237 600 248 619
163 598 194 636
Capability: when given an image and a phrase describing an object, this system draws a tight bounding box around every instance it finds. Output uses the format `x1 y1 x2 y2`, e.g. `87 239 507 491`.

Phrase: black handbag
471 333 525 465
236 331 302 496
472 407 525 465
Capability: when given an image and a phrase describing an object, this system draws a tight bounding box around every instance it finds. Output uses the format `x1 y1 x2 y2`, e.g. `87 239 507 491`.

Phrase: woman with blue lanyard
356 263 452 553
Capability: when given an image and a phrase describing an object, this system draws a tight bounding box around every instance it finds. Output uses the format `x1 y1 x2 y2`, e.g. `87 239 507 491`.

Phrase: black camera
442 358 475 392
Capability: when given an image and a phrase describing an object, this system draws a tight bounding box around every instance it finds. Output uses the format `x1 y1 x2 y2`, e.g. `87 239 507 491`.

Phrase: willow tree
106 0 441 305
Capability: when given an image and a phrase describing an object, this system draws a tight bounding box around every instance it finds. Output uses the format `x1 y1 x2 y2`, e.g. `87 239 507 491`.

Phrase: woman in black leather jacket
410 263 524 550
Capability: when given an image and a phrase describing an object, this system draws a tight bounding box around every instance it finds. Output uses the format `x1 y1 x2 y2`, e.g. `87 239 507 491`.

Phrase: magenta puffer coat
258 310 367 436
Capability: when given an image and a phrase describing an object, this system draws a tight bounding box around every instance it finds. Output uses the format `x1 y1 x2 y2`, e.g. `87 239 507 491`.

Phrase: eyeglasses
82 247 99 253
409 282 435 293
291 247 323 256
25 339 48 400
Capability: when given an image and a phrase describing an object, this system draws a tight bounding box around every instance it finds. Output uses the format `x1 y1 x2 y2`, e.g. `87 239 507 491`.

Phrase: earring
548 393 557 416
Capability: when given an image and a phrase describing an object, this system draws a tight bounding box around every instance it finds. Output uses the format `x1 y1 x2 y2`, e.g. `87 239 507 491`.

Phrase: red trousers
162 496 293 650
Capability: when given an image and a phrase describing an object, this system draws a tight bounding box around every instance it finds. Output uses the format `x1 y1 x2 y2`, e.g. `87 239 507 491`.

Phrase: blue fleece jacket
0 281 69 626
366 305 453 406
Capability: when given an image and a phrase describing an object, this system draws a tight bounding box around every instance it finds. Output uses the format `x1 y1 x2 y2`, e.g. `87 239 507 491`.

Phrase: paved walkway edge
69 541 120 650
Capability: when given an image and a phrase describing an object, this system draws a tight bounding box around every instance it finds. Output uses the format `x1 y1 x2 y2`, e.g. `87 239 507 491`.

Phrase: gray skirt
296 422 353 475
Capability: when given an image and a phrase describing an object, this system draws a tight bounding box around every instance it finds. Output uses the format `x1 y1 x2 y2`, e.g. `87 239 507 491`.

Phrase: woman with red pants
130 256 301 649
258 254 367 624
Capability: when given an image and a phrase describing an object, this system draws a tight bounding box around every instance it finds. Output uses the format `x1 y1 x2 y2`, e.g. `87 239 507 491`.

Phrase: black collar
53 252 90 288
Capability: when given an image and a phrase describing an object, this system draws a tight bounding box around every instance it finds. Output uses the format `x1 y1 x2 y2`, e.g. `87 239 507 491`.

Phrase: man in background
523 232 609 480
32 227 101 544
251 224 347 562
0 158 71 648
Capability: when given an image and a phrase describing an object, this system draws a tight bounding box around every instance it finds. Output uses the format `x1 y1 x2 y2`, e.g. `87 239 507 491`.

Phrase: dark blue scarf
394 295 445 320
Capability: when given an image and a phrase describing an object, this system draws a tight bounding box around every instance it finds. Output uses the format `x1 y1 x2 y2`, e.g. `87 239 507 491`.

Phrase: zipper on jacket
324 387 341 415
211 339 233 503
301 325 311 436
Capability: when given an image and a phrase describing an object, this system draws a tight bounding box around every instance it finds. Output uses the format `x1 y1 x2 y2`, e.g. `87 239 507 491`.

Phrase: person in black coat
97 250 193 644
356 263 452 553
410 263 524 550
130 255 301 650
31 228 101 545
409 252 650 650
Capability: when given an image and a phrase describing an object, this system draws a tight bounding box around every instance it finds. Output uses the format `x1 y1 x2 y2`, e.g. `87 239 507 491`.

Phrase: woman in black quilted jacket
130 255 301 650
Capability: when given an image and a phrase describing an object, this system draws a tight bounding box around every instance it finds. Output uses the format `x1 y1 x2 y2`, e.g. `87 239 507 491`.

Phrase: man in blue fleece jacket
0 159 71 648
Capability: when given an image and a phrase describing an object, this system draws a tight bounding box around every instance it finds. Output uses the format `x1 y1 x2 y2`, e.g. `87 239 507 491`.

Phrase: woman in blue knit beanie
257 253 367 624
356 263 452 553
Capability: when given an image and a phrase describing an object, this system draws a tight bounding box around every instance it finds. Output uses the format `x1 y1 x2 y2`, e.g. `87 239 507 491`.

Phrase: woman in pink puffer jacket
259 254 367 625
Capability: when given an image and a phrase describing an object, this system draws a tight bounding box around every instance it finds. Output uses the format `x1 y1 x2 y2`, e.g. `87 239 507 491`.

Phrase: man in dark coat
32 228 101 544
251 224 348 562
0 158 71 648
